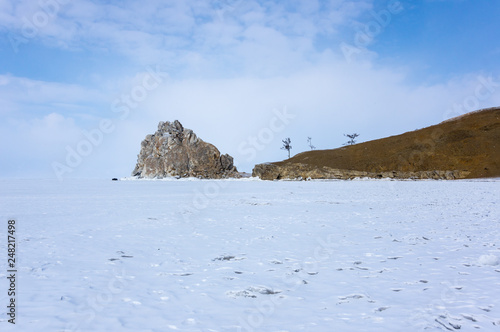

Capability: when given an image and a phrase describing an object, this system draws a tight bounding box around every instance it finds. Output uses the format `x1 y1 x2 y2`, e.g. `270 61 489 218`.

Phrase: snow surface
0 178 499 331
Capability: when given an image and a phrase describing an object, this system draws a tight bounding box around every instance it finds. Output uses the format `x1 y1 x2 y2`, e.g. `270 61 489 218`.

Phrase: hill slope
253 107 500 180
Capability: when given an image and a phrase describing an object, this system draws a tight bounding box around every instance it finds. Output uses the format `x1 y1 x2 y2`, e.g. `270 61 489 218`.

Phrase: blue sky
0 0 499 179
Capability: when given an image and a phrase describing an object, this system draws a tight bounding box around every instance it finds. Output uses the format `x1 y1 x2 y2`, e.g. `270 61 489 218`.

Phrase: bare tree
344 133 360 146
307 137 316 150
281 138 292 158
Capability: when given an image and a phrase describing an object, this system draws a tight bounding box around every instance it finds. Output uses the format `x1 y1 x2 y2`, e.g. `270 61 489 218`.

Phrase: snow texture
478 255 499 266
0 178 499 331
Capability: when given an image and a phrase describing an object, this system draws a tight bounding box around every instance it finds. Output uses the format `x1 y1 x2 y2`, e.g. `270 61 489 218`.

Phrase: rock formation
132 120 239 179
252 163 470 180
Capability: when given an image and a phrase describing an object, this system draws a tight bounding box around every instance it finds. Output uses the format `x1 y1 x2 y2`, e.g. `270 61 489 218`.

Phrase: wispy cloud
2 0 375 72
0 74 106 118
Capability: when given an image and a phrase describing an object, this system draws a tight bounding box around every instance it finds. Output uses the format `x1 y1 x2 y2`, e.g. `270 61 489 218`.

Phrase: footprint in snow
227 286 281 298
375 307 390 312
213 255 235 261
118 250 133 258
109 251 133 261
461 314 477 322
157 272 193 277
213 255 246 261
355 266 369 271
435 318 461 330
338 294 364 300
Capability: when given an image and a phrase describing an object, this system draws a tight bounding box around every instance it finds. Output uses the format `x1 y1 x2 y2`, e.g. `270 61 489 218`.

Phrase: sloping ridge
259 107 500 179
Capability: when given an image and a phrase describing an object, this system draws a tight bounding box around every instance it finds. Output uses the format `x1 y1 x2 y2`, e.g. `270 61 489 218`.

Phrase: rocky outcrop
132 120 239 179
252 163 470 181
253 107 499 180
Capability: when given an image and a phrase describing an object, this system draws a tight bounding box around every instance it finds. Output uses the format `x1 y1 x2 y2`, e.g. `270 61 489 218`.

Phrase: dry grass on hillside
276 107 500 179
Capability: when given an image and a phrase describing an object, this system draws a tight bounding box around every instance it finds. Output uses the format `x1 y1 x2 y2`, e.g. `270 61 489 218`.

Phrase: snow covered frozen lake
1 178 499 331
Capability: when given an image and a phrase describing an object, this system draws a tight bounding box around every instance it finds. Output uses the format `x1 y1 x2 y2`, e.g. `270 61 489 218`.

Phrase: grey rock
132 120 239 179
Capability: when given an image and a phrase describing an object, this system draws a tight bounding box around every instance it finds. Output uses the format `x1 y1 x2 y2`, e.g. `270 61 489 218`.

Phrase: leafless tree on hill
281 138 292 158
307 137 316 150
344 133 359 146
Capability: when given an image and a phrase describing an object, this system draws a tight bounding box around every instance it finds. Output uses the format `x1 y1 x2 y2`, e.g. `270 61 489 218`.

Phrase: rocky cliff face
252 163 470 180
132 120 239 179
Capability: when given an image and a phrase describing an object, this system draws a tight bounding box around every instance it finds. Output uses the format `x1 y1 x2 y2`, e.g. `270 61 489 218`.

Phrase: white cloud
0 74 95 102
133 63 499 173
1 0 376 72
0 75 107 119
3 64 498 178
1 0 498 178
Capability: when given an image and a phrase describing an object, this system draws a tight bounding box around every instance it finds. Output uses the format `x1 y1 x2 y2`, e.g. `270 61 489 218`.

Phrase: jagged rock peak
132 120 239 179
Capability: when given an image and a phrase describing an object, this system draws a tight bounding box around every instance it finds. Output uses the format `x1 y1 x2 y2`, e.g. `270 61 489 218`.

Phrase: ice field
0 178 499 331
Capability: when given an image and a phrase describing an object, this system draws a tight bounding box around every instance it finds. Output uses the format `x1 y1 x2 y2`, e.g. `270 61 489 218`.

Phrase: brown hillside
276 107 500 179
